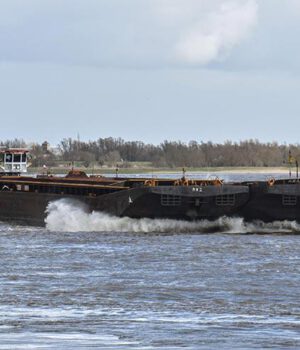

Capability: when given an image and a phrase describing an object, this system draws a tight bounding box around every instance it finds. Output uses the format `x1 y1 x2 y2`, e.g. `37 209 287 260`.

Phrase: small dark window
5 154 12 163
13 154 21 162
21 153 27 162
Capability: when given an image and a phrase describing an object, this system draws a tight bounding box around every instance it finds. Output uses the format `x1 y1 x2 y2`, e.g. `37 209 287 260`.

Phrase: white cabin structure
0 149 29 174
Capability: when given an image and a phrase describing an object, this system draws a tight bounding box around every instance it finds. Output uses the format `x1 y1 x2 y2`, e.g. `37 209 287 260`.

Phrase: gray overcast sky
0 0 300 144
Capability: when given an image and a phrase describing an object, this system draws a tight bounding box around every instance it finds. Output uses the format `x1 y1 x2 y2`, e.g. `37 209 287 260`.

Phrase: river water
0 173 299 349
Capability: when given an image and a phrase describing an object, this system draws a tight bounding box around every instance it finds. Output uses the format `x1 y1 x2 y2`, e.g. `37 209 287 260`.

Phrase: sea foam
44 199 300 234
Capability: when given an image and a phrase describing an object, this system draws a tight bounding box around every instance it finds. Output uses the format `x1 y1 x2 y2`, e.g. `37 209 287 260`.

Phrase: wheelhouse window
5 154 12 163
21 153 27 163
13 154 21 163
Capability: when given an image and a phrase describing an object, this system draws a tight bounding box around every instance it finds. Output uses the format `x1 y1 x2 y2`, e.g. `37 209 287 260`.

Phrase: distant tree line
1 138 300 168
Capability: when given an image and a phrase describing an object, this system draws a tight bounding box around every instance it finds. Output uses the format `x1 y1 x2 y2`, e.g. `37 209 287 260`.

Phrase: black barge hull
1 173 300 227
239 181 300 222
0 184 249 226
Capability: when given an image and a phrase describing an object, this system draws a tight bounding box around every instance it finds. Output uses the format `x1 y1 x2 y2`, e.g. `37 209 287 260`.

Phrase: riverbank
27 166 292 175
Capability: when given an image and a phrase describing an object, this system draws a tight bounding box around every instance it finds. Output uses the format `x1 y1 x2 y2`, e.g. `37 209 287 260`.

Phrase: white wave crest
45 199 300 234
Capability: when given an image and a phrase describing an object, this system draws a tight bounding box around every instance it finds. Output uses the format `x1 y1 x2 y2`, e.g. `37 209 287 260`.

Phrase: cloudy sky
0 0 300 144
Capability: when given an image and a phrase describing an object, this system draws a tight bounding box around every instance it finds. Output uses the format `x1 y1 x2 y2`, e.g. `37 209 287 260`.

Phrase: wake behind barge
0 148 300 226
